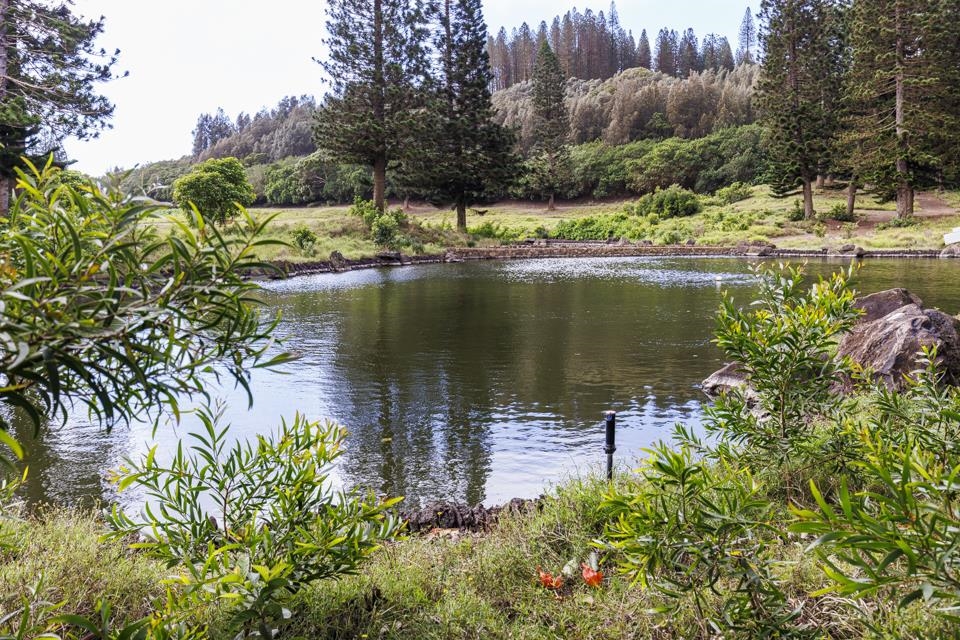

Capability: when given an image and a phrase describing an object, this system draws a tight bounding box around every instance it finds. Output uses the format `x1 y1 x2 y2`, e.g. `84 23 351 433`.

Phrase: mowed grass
152 186 960 263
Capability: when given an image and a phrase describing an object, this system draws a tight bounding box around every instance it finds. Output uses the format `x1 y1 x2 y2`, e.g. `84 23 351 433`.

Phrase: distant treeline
494 64 757 151
486 3 753 90
120 62 759 206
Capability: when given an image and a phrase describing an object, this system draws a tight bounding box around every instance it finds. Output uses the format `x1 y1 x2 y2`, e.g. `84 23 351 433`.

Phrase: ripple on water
500 256 756 287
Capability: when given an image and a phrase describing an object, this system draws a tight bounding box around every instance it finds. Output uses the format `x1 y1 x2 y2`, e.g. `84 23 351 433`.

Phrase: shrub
291 224 318 256
714 181 753 205
626 184 702 219
106 407 401 638
468 221 524 241
371 212 400 246
824 201 858 222
172 157 256 226
876 216 919 230
788 199 805 221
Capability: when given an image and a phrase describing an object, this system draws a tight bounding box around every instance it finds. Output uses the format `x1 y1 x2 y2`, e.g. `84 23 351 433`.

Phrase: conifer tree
405 0 517 230
636 29 652 69
314 0 429 211
737 7 757 65
677 29 700 77
718 37 736 70
0 0 119 213
654 28 678 76
757 0 846 219
845 0 960 217
529 40 570 210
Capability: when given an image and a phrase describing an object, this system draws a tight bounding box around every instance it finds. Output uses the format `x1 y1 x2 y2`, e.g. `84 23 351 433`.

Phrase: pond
16 257 960 508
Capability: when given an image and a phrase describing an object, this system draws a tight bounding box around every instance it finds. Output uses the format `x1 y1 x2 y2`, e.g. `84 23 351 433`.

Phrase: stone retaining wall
258 244 950 279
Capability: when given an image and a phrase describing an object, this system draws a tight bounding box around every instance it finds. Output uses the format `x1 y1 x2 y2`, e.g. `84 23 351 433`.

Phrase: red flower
537 567 564 590
581 563 603 588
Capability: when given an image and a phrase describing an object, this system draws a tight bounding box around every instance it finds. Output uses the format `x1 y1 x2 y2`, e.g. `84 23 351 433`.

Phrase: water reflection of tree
316 265 730 505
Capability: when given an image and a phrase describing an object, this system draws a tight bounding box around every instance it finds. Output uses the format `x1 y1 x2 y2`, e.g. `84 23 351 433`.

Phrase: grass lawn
179 186 960 263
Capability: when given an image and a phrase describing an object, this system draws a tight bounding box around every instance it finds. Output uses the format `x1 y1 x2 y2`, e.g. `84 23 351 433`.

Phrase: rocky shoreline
259 241 954 280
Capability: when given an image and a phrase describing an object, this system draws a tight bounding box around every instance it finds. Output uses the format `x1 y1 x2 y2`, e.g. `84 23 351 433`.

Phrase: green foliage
567 140 654 198
105 407 402 638
0 160 290 470
291 224 319 256
714 181 754 205
627 125 766 195
708 265 859 479
264 160 310 205
876 216 919 230
349 198 408 248
370 213 400 246
824 201 857 222
172 157 256 225
603 445 799 637
791 353 960 621
787 199 805 222
467 221 524 241
625 184 702 218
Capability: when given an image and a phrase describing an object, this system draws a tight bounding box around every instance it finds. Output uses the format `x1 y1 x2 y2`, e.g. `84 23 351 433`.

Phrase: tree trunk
846 180 857 219
456 200 467 231
896 183 914 219
373 157 387 212
894 3 913 218
816 174 825 190
547 192 555 211
802 179 814 220
403 196 410 211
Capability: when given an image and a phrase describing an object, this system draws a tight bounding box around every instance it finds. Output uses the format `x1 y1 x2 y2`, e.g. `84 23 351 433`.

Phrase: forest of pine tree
486 3 738 90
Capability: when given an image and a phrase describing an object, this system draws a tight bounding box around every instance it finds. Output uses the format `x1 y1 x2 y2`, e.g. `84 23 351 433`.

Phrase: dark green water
17 257 960 508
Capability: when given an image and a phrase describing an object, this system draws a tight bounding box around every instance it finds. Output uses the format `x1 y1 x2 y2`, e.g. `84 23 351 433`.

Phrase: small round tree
173 157 256 225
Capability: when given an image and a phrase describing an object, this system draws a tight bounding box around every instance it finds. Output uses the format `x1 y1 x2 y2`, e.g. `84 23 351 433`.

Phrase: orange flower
581 563 603 588
537 567 564 590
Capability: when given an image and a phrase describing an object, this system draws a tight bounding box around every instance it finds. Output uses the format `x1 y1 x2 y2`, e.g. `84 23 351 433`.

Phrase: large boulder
836 303 960 389
940 244 960 258
701 288 960 395
854 288 924 323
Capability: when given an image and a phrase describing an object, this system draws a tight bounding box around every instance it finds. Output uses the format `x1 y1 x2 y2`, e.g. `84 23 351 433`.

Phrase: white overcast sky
64 0 751 175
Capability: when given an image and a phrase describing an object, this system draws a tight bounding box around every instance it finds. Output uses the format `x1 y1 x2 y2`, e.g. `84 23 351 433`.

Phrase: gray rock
840 243 856 253
940 244 960 258
836 303 960 389
701 362 748 397
854 288 924 323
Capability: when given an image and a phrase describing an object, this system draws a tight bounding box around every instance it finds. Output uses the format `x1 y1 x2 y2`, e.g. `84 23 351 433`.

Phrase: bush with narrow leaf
105 406 402 638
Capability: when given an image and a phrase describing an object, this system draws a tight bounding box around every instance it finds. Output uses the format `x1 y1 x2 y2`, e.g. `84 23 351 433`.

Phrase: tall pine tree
736 7 757 65
0 0 118 213
636 29 652 69
404 0 517 230
529 40 569 210
314 0 429 211
757 0 846 219
845 0 960 217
